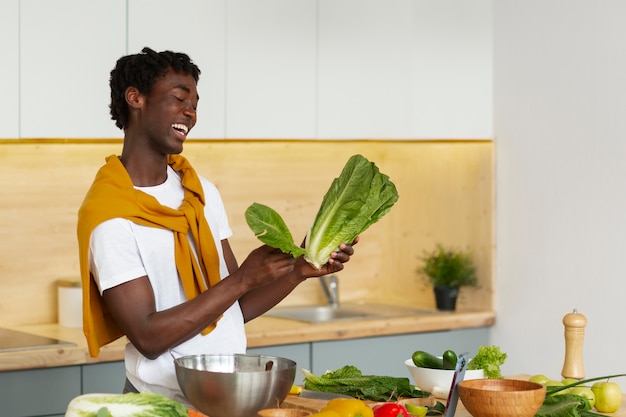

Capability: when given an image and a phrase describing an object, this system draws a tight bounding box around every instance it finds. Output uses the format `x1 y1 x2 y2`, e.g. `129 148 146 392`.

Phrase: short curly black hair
109 47 201 130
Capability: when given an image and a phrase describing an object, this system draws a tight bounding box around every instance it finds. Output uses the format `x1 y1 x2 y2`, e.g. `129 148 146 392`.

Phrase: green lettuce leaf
244 202 306 258
467 345 507 378
245 154 399 269
535 393 596 417
302 365 429 402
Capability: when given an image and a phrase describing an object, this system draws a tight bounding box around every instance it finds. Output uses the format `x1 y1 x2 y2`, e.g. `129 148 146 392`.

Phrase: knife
297 389 353 400
444 352 469 417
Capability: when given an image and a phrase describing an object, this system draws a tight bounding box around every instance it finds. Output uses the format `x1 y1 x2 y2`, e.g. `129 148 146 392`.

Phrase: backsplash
0 139 493 326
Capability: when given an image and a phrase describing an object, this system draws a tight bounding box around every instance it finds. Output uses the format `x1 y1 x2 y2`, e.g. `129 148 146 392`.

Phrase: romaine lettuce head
245 154 398 269
304 154 398 268
64 392 189 417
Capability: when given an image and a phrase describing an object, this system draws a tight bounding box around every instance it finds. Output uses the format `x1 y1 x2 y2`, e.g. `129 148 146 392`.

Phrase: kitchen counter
0 309 494 372
285 392 626 417
284 375 626 416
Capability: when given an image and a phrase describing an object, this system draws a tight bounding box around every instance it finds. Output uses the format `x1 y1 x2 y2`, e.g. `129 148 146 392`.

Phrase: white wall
493 1 626 388
0 0 491 139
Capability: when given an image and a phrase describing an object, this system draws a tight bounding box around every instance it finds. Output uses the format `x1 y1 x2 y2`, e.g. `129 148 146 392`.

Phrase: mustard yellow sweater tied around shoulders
77 154 222 357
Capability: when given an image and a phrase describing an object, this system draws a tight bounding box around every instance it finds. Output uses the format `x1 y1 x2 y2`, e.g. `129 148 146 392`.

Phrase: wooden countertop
0 309 494 372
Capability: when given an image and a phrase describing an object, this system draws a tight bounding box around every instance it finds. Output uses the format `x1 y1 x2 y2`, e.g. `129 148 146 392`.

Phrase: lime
405 403 428 417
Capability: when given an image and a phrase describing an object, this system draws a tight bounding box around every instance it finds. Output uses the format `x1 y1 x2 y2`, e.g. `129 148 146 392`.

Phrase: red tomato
372 403 410 417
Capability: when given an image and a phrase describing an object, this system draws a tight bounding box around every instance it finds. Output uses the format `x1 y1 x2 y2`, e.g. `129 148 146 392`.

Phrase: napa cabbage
245 154 399 269
64 392 189 417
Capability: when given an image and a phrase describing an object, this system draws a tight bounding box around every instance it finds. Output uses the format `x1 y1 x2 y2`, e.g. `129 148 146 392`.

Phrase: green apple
559 378 581 395
545 380 565 387
561 378 580 386
569 386 595 408
592 381 622 413
529 374 551 384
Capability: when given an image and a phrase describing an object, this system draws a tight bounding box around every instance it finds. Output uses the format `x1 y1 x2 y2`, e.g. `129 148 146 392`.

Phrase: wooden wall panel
0 140 493 326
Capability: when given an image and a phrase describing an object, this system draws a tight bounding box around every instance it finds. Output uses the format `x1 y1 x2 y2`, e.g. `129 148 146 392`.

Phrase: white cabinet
127 0 227 139
0 0 19 139
317 0 414 139
409 0 492 139
20 0 126 138
317 0 492 139
225 0 317 139
10 1 492 140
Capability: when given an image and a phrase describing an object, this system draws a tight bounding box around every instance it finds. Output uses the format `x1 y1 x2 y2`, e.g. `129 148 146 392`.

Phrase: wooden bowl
258 408 313 417
457 379 546 417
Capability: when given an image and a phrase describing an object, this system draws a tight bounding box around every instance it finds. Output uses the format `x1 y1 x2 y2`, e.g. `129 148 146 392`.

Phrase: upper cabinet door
410 0 492 139
318 0 414 139
20 0 126 139
128 0 227 140
318 0 492 140
0 1 19 139
226 0 317 139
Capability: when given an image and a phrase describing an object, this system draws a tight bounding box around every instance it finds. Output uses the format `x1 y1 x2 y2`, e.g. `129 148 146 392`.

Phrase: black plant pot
434 286 459 311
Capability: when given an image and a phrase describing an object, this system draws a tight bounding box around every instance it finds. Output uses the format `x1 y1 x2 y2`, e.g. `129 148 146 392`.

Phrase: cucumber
412 350 444 369
442 349 458 370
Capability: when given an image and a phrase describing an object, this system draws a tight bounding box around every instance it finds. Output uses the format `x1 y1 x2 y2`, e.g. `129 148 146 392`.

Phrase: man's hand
297 236 359 278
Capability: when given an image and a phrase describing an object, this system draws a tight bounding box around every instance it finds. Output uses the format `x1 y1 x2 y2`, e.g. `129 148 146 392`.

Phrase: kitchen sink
264 303 436 323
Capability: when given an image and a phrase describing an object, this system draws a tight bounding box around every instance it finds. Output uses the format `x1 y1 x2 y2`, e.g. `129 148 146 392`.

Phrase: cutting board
282 394 438 413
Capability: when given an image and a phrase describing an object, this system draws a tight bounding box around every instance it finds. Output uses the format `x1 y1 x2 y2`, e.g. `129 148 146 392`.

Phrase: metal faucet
320 274 339 307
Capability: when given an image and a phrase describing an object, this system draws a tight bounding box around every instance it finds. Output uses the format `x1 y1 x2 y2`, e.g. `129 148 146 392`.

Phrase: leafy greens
65 392 189 417
537 374 626 417
535 394 600 417
467 345 507 379
245 154 399 269
302 365 429 402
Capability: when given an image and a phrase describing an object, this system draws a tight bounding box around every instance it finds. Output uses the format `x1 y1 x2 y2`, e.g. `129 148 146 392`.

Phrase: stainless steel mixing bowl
174 353 297 417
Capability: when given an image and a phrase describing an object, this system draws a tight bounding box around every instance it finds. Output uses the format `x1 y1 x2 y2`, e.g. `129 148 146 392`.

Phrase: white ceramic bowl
405 358 485 399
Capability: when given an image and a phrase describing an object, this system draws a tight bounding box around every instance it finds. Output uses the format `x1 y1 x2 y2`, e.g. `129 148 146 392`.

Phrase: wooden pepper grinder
561 309 587 380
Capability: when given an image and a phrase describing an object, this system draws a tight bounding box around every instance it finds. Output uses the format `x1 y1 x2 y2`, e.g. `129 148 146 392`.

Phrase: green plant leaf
418 244 477 288
244 203 306 258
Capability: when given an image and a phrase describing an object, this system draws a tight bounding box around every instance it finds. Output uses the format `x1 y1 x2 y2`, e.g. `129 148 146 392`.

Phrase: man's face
140 69 199 155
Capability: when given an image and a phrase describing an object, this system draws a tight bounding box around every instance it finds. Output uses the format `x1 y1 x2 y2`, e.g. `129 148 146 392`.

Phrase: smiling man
76 47 357 404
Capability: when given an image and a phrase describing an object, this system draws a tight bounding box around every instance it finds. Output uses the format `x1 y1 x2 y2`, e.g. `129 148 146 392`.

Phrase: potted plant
417 244 478 311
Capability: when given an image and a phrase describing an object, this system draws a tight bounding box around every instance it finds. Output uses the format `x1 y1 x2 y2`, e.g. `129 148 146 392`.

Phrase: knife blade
297 389 353 400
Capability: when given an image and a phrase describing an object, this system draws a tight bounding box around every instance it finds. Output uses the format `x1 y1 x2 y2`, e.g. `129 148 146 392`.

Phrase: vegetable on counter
64 392 190 417
411 350 457 370
466 345 507 379
303 366 430 402
309 398 374 417
536 373 626 417
372 402 409 417
411 345 507 378
245 154 399 269
442 350 458 370
411 351 445 370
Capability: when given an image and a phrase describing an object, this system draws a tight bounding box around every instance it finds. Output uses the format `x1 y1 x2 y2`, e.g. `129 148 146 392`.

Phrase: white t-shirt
89 165 246 404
